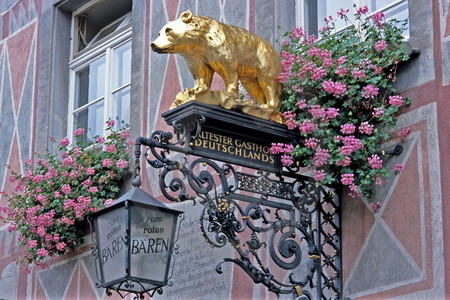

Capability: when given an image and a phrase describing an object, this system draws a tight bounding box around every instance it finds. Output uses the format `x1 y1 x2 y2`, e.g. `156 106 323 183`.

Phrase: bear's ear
180 10 193 23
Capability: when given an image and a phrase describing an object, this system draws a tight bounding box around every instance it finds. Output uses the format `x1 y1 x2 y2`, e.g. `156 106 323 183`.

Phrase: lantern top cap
94 187 183 216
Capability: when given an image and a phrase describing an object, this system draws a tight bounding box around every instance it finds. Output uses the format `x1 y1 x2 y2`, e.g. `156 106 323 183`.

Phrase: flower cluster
270 143 294 166
0 120 133 266
371 201 382 212
274 7 410 198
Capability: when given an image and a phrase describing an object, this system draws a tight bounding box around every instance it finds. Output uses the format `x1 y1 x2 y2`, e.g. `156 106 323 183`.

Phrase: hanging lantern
92 186 182 298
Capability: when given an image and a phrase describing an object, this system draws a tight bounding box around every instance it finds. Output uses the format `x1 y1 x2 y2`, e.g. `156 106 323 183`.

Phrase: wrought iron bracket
137 102 342 299
377 144 404 156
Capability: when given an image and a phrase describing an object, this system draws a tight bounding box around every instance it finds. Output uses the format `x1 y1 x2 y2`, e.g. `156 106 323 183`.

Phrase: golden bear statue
151 10 282 122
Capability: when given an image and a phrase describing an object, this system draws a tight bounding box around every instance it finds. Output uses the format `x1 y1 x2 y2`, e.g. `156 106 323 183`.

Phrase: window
296 0 409 38
69 0 132 144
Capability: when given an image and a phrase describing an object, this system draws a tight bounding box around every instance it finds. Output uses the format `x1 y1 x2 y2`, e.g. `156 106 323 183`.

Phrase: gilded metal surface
151 10 282 123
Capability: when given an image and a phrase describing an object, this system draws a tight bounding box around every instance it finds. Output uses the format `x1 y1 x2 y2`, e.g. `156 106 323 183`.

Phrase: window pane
74 56 106 109
112 86 130 129
383 2 409 37
313 0 409 37
368 0 393 12
88 13 132 47
113 41 132 89
92 24 119 44
73 100 104 144
317 0 353 32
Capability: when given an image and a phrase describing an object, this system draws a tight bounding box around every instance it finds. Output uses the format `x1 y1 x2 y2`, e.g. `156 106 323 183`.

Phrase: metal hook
378 144 403 156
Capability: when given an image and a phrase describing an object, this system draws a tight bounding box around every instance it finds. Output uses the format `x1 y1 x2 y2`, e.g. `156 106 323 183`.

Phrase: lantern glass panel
94 205 127 285
129 204 178 283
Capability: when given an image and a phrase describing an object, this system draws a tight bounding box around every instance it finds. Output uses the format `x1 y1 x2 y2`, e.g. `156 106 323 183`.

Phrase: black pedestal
162 102 299 173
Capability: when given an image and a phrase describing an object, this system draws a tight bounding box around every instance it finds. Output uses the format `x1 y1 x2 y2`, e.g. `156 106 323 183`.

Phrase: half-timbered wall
0 0 449 299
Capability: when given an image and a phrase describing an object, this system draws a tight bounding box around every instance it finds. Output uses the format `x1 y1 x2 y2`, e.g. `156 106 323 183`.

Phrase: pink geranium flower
269 143 284 154
340 123 356 135
372 11 385 27
290 27 306 39
104 199 114 206
398 127 411 138
56 242 67 251
357 6 369 15
368 154 383 169
116 159 129 169
394 164 404 173
33 175 44 183
88 187 98 193
304 138 319 149
352 69 366 79
362 85 379 98
120 130 130 138
374 40 388 52
371 202 382 213
295 100 307 109
102 158 112 167
341 173 354 185
36 248 49 257
313 148 330 167
372 107 384 118
358 122 374 135
0 117 133 267
389 95 404 106
336 156 351 166
299 120 318 134
74 128 85 136
62 157 74 167
322 80 347 96
61 184 71 195
82 178 92 187
325 108 339 119
314 170 326 181
280 154 293 166
337 8 349 19
337 56 347 65
106 144 116 152
28 240 38 249
59 137 70 146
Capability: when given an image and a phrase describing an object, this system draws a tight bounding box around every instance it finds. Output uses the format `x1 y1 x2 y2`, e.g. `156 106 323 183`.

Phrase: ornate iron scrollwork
135 111 342 299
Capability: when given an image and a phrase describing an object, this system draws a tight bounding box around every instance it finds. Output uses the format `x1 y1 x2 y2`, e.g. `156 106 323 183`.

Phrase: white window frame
296 0 409 38
68 4 132 141
295 0 306 29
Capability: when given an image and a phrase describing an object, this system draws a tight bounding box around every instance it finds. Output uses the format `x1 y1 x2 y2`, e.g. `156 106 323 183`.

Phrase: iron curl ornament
134 104 342 299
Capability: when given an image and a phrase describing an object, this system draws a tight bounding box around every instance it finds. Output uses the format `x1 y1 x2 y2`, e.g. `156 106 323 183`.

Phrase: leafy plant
272 6 410 198
0 120 133 267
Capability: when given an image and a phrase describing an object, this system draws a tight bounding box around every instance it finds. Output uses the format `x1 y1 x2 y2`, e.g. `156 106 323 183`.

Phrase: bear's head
151 10 201 54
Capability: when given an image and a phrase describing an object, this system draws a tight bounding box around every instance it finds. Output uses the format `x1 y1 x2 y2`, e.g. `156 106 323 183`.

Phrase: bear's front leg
170 62 215 109
185 61 214 96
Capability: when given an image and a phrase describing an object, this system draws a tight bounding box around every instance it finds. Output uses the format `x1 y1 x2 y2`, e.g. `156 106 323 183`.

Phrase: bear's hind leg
225 78 239 98
258 77 281 110
241 78 265 104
